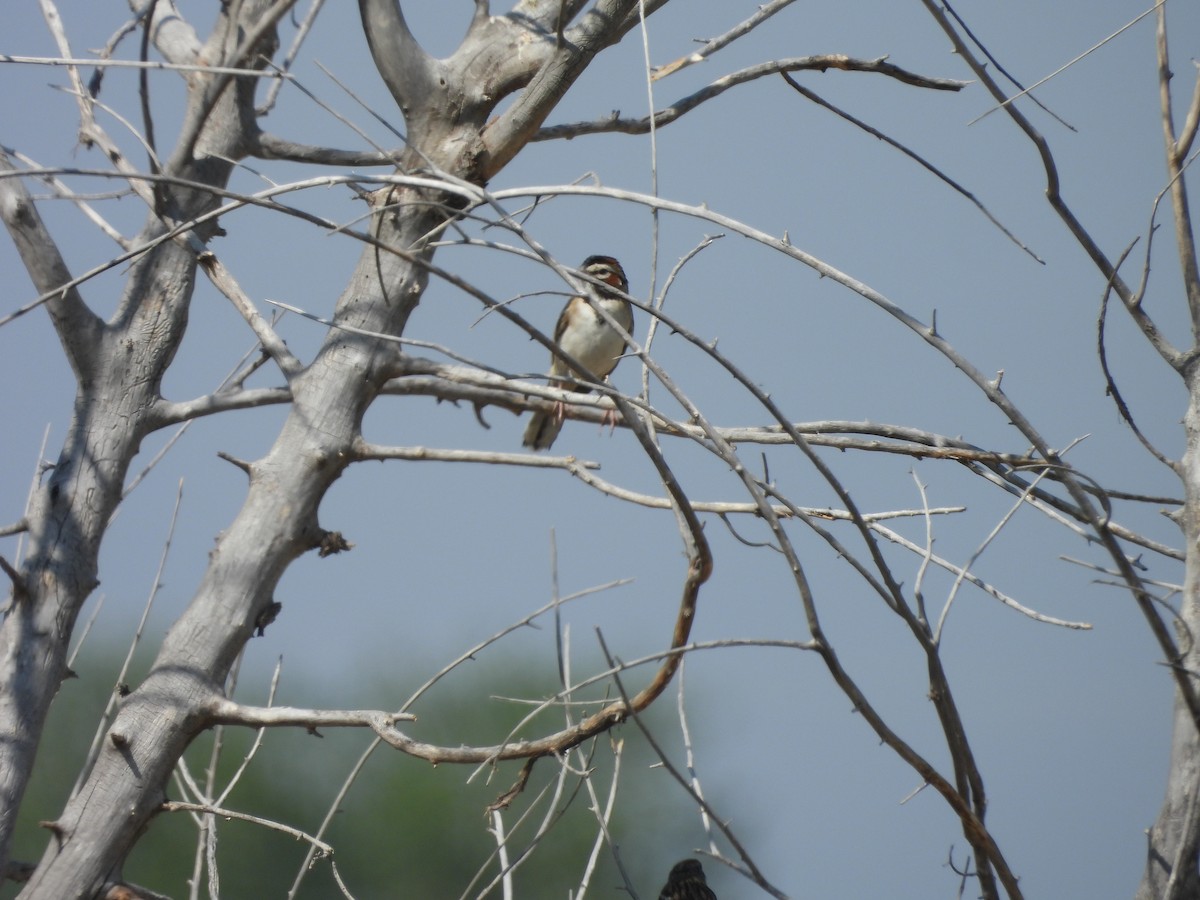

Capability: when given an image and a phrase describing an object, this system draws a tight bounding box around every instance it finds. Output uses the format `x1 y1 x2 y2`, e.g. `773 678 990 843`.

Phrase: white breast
559 296 632 379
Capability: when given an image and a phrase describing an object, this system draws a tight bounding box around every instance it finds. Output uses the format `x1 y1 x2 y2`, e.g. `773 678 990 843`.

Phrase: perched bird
522 255 632 451
658 858 717 900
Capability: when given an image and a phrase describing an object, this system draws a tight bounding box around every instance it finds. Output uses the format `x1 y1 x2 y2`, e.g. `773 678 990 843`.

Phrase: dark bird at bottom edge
658 858 717 900
522 255 632 451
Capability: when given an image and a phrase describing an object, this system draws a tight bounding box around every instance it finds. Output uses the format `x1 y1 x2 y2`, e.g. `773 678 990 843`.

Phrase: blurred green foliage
3 645 719 899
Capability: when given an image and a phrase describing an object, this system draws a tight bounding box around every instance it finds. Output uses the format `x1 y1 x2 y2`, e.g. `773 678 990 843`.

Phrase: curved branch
535 55 966 142
601 641 787 900
371 555 709 767
354 235 713 780
455 188 1026 893
1097 242 1178 472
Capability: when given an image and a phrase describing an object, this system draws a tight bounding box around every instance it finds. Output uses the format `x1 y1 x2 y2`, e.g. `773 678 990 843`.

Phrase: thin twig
1096 241 1177 470
258 0 326 113
940 0 1075 131
967 2 1167 125
537 55 965 141
0 54 292 77
162 801 335 856
595 633 789 900
781 73 1043 263
69 479 186 801
652 0 801 81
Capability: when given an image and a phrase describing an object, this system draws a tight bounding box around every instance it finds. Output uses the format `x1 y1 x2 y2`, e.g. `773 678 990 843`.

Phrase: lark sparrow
522 255 632 451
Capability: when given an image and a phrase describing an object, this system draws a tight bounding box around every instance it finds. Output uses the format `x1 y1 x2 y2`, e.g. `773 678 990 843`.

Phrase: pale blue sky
2 2 1196 897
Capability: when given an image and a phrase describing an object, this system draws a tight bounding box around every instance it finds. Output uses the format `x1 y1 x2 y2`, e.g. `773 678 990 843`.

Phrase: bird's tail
523 410 563 451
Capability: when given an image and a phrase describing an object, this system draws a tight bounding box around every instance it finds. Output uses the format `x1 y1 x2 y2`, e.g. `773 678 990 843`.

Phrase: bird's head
580 255 628 292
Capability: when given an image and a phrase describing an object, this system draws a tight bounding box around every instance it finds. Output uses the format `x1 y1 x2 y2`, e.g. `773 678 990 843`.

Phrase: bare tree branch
921 0 1184 371
1156 7 1200 333
0 522 29 540
197 249 303 377
206 698 415 729
536 55 965 141
481 0 644 178
258 0 327 115
253 132 399 166
652 0 802 81
1097 240 1178 471
5 3 1184 896
780 72 1042 264
0 56 278 77
7 149 132 250
352 439 602 472
161 801 335 857
920 0 1200 738
151 387 292 426
1177 63 1200 160
0 151 104 381
357 0 435 123
940 0 1075 131
598 638 789 900
132 0 202 65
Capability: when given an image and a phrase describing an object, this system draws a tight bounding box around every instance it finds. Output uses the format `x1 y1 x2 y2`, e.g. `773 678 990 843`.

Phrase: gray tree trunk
0 0 261 882
1 1 648 895
1136 380 1200 899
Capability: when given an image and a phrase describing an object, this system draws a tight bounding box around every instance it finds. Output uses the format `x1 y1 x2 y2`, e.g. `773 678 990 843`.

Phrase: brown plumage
658 858 717 900
522 255 632 451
